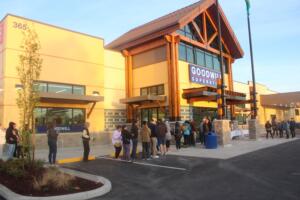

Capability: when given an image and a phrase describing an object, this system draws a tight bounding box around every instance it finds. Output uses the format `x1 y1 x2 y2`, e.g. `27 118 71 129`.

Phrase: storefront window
195 49 205 67
178 42 227 73
35 107 85 133
205 53 213 69
140 84 164 96
73 86 85 95
34 82 47 92
179 43 187 61
141 108 166 122
48 83 72 94
213 56 220 72
186 45 194 64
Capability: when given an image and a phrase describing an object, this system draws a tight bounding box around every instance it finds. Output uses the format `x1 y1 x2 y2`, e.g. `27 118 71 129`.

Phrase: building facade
106 0 245 124
0 14 126 147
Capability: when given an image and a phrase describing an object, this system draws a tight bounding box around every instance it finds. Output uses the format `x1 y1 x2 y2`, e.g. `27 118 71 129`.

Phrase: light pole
216 0 226 119
245 0 257 119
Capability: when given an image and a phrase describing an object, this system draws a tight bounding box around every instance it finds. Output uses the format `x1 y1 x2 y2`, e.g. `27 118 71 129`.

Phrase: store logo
189 64 221 87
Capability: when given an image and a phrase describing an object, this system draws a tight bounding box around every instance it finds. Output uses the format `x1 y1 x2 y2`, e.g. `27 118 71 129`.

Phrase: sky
1 0 300 93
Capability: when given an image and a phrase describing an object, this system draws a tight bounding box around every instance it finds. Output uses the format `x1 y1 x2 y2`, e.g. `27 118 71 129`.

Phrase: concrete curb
0 168 111 200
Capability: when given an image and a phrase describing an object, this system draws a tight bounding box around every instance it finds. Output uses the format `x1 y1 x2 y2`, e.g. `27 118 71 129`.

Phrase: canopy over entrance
260 92 300 108
182 86 250 105
120 95 166 106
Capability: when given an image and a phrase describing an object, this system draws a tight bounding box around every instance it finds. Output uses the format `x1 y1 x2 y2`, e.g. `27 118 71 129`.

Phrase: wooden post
217 79 223 119
123 50 134 122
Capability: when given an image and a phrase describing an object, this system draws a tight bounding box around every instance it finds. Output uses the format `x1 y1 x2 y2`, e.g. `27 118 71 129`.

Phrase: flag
245 0 251 15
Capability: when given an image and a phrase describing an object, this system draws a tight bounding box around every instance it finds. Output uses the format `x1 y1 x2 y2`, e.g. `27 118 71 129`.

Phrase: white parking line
97 156 187 171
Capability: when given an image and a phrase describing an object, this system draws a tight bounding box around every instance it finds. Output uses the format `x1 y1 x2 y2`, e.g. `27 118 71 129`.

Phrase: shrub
33 167 75 191
0 159 45 179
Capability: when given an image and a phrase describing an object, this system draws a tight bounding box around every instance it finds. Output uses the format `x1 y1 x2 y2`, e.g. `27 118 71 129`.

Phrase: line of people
111 117 214 162
265 118 297 139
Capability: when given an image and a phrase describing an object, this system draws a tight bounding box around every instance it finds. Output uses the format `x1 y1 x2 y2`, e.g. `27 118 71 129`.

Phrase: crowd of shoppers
110 116 216 162
265 117 297 139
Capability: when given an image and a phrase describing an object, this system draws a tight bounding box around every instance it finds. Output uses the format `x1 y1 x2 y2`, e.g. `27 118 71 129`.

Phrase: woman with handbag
112 125 122 159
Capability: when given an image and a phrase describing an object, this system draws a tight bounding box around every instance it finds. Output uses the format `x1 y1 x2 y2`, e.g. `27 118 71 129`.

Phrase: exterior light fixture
15 84 23 90
92 91 100 96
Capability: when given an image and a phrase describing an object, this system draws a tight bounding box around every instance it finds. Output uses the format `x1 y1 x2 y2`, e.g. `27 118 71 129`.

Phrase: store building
106 0 247 123
234 81 300 126
0 14 126 147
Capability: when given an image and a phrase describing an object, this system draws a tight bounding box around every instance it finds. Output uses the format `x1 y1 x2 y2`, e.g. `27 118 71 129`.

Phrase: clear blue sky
1 0 300 92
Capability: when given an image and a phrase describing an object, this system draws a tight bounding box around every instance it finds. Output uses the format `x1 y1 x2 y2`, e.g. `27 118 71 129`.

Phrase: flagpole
216 0 226 119
245 1 257 119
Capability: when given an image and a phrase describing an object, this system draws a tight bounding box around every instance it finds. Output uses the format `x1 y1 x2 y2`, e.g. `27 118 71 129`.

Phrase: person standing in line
278 121 283 138
271 118 278 137
199 118 205 145
112 125 122 159
174 122 182 150
282 120 290 139
0 124 6 159
5 122 17 160
183 121 191 146
203 119 210 144
289 118 296 138
157 119 167 156
148 119 159 159
13 125 22 158
82 122 91 162
265 120 273 139
165 121 172 152
140 121 151 160
121 125 131 161
47 122 58 165
190 120 197 146
130 121 139 162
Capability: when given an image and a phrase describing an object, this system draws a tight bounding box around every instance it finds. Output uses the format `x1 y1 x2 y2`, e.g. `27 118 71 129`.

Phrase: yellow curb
57 156 96 164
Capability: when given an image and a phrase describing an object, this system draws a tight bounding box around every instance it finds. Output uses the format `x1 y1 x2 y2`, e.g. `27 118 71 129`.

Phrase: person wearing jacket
289 118 296 138
140 121 151 160
82 122 91 162
165 121 172 152
5 122 18 160
121 125 131 161
157 119 167 156
47 122 59 165
278 121 283 138
112 125 122 159
130 121 139 161
174 122 182 150
148 119 159 158
265 120 273 139
282 120 290 139
183 121 191 146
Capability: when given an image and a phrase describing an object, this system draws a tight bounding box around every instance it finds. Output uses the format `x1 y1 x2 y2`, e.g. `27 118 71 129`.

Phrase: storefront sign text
189 64 221 87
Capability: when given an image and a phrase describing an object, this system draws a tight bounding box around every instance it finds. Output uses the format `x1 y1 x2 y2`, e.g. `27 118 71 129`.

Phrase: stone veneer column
248 119 259 140
213 120 231 146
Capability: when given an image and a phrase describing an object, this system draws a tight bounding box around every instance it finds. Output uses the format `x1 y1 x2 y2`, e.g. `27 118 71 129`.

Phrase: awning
260 92 300 108
182 86 249 104
39 92 104 104
120 95 166 105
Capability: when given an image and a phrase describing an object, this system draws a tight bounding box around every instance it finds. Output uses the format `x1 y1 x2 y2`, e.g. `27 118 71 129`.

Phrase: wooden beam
207 32 218 45
203 12 207 43
128 38 166 56
191 21 205 43
179 35 232 59
205 11 217 32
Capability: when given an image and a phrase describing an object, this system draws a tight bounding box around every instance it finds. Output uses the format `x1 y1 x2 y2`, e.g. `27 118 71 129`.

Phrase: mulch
0 170 103 197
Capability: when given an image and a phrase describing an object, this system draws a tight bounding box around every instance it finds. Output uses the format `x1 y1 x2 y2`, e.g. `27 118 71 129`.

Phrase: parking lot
63 139 300 200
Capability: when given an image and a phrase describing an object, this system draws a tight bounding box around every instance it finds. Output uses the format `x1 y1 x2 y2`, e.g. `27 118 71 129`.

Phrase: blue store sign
189 64 221 87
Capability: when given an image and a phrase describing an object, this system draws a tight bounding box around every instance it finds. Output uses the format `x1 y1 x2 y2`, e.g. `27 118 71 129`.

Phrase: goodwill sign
189 64 221 87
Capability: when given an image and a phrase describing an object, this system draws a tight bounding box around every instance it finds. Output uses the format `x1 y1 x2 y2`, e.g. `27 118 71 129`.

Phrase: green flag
245 0 251 14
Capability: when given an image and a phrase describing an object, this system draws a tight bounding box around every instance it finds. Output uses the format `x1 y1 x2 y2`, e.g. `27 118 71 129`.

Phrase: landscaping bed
0 159 103 197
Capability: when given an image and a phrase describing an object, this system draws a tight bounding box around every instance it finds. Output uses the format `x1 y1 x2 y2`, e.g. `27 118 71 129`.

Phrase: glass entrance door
141 108 166 122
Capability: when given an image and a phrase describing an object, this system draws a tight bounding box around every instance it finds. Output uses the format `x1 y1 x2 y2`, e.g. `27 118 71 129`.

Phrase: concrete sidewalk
34 136 299 162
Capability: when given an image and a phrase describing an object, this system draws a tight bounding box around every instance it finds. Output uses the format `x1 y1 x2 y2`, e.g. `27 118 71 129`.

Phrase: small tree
16 26 43 161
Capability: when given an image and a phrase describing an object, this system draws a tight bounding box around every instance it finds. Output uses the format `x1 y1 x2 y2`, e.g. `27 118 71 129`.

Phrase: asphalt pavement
62 139 300 200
